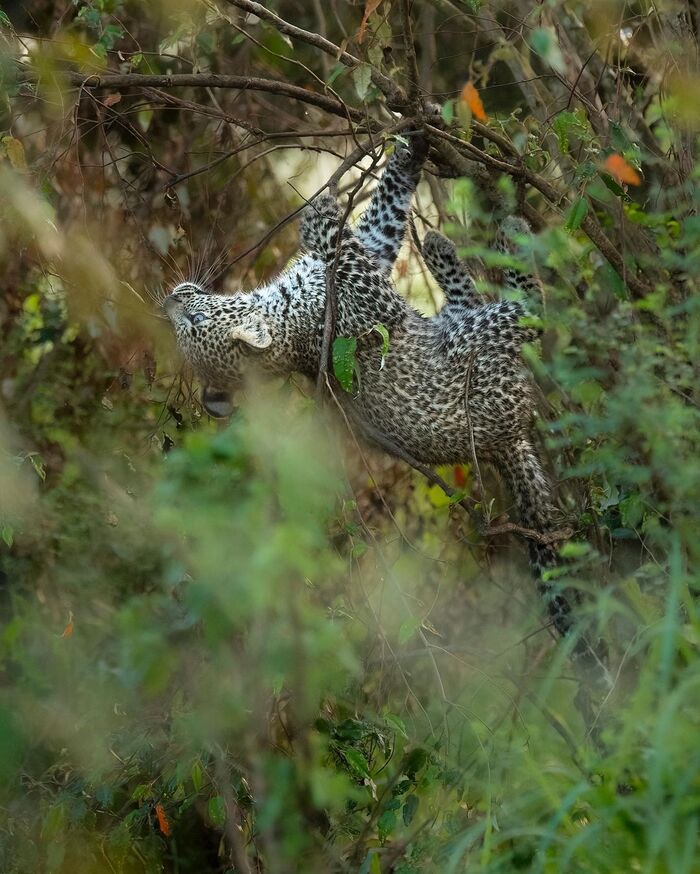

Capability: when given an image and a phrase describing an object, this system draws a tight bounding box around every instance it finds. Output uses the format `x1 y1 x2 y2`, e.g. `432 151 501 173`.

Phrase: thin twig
222 0 405 105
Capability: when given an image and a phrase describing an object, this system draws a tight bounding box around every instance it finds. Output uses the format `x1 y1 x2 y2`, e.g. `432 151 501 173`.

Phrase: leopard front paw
422 229 459 270
392 131 429 175
300 195 342 258
496 215 532 254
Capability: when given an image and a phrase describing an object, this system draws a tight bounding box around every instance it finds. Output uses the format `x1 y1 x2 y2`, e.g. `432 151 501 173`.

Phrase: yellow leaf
461 82 487 123
2 136 27 172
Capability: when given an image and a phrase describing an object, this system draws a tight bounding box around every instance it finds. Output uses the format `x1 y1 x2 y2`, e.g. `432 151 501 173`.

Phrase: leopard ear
230 314 272 349
202 385 235 419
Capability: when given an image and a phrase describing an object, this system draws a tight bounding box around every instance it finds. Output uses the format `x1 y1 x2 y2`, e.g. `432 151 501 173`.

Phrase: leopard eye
190 312 208 325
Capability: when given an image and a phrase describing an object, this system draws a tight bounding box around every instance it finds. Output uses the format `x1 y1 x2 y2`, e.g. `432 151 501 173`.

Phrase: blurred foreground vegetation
1 1 700 871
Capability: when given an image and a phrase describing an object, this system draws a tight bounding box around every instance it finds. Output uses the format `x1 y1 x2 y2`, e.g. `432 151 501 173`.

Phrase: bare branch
400 0 421 108
21 71 372 123
221 0 405 106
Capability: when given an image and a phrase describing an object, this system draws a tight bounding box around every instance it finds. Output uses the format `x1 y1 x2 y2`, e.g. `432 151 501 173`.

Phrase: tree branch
21 71 371 123
221 0 405 106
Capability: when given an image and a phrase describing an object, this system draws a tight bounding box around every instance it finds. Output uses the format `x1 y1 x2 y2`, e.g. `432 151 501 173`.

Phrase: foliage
1 1 700 872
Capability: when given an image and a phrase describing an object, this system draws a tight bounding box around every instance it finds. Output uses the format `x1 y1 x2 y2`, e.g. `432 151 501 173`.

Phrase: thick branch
21 71 369 123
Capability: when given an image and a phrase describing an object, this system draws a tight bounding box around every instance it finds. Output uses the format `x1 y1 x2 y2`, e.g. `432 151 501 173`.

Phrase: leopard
163 134 607 682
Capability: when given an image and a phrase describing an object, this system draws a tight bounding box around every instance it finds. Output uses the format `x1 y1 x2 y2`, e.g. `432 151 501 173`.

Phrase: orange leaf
357 0 383 43
61 612 74 639
155 803 171 836
103 92 122 107
461 81 488 123
603 154 642 186
454 466 467 488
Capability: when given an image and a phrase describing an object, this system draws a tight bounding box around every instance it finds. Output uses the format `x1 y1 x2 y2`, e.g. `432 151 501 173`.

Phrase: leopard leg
299 194 350 262
496 215 543 300
422 229 482 308
354 133 429 270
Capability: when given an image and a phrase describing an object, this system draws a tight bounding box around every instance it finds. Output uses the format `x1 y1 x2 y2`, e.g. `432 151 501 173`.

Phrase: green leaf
1 525 13 547
353 64 372 101
371 323 390 368
343 747 371 779
530 27 566 74
351 540 368 559
100 23 123 51
552 109 591 152
398 617 421 645
456 99 472 131
441 99 455 125
378 808 396 841
207 795 226 827
601 173 631 200
384 713 408 738
403 794 419 826
137 108 153 132
559 541 591 558
326 63 346 88
191 762 203 793
565 196 589 232
332 336 357 392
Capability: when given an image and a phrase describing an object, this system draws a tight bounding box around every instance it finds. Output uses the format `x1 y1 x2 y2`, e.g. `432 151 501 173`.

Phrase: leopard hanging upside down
163 134 607 678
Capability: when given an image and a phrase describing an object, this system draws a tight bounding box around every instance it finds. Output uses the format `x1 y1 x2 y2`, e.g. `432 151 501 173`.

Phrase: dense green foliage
1 1 700 871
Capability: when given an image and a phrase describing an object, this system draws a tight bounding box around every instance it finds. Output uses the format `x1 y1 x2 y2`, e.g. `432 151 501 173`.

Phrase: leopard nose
163 294 183 317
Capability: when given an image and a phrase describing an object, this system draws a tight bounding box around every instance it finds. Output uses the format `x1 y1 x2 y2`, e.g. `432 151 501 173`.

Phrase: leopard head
163 281 272 417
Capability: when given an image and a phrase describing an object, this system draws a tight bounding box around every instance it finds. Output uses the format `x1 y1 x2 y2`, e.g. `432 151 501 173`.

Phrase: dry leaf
357 0 383 43
604 154 642 186
104 93 122 107
155 802 171 836
461 82 487 123
61 611 74 639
